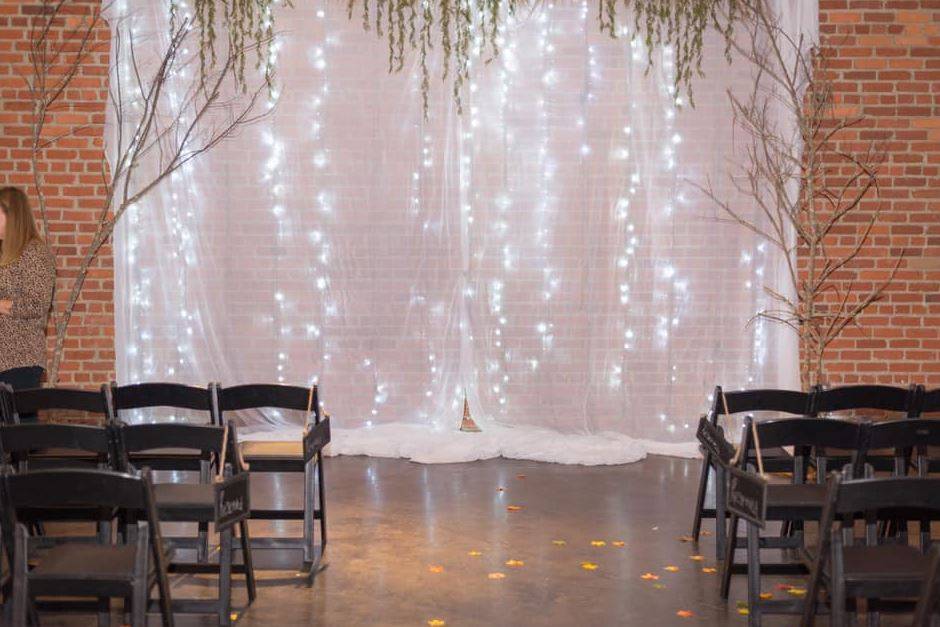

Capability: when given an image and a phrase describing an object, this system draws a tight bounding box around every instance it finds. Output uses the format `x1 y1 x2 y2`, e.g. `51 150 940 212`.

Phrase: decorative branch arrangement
347 0 740 113
25 0 270 383
696 0 899 389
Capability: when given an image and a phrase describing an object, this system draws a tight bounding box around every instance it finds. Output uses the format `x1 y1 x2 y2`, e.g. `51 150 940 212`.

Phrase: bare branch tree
694 0 900 389
25 0 271 384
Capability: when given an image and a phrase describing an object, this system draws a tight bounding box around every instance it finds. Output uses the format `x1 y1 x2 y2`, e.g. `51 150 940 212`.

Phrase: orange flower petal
760 592 773 600
689 555 704 561
581 562 599 571
487 572 506 580
505 559 524 567
702 567 718 574
428 565 444 574
664 566 679 572
676 610 694 618
641 572 660 580
612 541 626 547
506 505 523 512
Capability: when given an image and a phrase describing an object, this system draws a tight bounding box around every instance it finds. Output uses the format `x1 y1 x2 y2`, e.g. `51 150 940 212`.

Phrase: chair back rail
111 382 214 412
921 387 940 415
216 384 321 427
3 468 149 511
833 477 940 516
713 386 815 418
0 423 113 456
812 384 920 417
119 423 226 455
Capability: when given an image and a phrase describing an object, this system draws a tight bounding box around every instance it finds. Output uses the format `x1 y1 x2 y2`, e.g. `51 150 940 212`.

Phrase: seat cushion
152 483 215 521
32 544 137 581
765 483 828 519
240 440 302 459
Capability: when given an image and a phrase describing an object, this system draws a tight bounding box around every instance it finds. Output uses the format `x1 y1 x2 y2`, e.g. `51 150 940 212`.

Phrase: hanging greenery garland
171 0 288 90
176 0 739 108
346 0 741 114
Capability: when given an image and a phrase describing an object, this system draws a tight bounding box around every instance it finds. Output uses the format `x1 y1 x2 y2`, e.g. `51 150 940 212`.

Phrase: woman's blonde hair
0 187 41 266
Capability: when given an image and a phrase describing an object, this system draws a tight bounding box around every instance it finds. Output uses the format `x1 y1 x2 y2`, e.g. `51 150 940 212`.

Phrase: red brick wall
816 0 940 386
0 0 113 385
1 1 936 389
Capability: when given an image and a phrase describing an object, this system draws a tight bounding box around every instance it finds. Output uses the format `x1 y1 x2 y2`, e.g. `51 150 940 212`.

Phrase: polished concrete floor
37 455 911 625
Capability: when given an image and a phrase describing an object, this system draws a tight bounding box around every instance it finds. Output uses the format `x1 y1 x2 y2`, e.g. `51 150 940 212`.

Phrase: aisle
47 455 885 625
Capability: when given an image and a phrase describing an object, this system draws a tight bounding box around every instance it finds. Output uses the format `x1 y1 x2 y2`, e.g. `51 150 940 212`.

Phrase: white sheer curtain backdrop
112 0 810 464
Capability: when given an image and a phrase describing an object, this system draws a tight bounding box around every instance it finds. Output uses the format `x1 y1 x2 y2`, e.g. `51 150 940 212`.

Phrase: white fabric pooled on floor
239 423 699 465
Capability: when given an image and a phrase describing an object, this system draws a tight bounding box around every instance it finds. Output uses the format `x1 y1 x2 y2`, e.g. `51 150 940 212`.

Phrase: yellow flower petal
487 572 506 580
552 539 567 546
505 559 524 567
653 583 667 590
760 592 773 600
641 572 660 580
664 566 679 572
428 620 446 626
702 567 718 574
787 587 807 597
591 540 607 547
689 555 704 561
467 550 482 557
581 562 599 571
737 608 750 616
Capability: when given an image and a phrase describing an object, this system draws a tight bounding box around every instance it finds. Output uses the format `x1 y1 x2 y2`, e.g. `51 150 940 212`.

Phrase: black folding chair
722 416 867 625
117 422 255 626
0 422 120 545
866 419 940 545
1 385 115 468
813 384 921 472
917 388 940 473
912 544 940 627
692 386 815 555
111 382 218 561
215 383 331 584
2 468 173 627
801 475 940 627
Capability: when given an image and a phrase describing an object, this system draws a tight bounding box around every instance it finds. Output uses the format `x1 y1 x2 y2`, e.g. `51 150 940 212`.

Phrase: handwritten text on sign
727 466 768 528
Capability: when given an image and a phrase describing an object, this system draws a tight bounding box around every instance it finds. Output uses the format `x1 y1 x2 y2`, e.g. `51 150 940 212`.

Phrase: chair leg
239 519 257 604
198 522 210 563
218 527 233 627
98 596 111 627
721 514 740 600
746 520 761 627
200 459 211 563
317 454 328 551
831 535 846 627
303 459 315 565
715 464 727 560
132 522 149 627
692 454 713 542
11 525 28 627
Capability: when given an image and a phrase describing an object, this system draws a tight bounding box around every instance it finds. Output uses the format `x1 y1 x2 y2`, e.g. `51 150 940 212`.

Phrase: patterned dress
0 238 55 372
